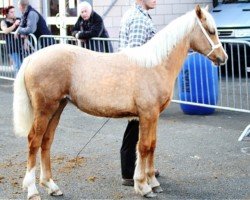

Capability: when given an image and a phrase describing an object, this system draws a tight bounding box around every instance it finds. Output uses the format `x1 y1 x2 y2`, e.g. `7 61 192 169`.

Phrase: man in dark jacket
71 1 112 53
15 0 53 48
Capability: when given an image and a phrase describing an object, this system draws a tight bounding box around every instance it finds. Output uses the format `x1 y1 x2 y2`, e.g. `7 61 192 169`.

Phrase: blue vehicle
211 0 250 75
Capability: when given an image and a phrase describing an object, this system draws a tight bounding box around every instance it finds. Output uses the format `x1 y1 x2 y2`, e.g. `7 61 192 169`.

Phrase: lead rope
75 118 110 165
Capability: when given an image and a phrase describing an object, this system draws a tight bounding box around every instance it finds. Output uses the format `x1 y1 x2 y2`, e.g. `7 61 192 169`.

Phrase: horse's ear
195 5 202 19
205 5 209 11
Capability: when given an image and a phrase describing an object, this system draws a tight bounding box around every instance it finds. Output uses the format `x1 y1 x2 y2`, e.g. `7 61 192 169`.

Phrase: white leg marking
134 150 152 196
145 161 160 188
148 176 160 188
42 179 60 194
40 158 62 196
40 179 62 196
40 163 44 183
23 167 39 199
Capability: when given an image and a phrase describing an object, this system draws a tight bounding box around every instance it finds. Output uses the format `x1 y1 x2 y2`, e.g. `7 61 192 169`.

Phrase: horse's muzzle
215 54 228 66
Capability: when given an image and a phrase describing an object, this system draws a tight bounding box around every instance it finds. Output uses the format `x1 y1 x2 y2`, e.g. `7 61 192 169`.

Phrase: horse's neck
126 11 195 68
160 35 190 79
155 13 194 79
122 11 195 72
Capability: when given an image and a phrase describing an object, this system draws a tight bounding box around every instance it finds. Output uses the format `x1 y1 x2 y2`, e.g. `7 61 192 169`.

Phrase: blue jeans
10 52 22 74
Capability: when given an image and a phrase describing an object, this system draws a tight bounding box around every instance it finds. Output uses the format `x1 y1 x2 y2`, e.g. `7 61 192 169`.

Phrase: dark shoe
155 169 160 177
122 178 134 186
122 169 160 187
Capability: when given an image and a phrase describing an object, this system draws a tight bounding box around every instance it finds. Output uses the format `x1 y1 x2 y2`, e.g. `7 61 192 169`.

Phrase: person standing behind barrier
15 0 53 49
71 1 112 53
119 0 159 186
0 6 22 74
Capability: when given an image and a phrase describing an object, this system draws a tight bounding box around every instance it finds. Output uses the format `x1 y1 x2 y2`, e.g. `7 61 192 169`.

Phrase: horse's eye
208 30 215 35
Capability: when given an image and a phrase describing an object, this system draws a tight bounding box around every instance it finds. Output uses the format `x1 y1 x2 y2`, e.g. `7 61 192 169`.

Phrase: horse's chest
159 87 173 112
160 98 171 112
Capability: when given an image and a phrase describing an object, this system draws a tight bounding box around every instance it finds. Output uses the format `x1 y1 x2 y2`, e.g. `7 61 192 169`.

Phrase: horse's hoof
144 191 157 198
50 189 63 196
28 194 41 200
152 186 163 193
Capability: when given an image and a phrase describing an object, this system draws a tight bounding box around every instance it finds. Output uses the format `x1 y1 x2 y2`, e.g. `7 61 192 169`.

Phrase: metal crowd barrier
38 35 78 48
0 31 37 80
39 35 119 53
79 37 119 53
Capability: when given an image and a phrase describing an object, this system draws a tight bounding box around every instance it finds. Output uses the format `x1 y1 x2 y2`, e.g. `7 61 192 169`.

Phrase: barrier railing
39 35 119 53
0 31 37 80
78 37 119 53
38 35 78 48
172 39 250 113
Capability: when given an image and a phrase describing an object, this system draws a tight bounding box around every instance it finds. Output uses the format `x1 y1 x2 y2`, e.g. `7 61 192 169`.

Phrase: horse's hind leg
23 99 61 200
40 98 67 196
23 113 51 200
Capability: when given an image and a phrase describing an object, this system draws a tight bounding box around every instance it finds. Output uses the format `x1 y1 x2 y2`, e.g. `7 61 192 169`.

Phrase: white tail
13 58 34 137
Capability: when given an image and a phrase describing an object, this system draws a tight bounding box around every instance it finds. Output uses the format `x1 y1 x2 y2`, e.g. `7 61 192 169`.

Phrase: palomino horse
13 5 227 200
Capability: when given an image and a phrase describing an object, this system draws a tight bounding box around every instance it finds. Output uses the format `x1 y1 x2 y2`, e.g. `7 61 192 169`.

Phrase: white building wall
94 0 213 37
13 0 42 18
31 1 42 11
14 0 213 37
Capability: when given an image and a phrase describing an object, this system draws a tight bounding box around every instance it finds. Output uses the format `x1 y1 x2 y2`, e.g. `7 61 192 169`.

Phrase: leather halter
196 17 222 57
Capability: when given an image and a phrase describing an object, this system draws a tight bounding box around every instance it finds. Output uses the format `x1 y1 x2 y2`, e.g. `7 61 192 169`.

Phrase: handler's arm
17 11 38 35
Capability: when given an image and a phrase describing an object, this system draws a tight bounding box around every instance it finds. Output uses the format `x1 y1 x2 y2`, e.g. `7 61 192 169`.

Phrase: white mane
121 9 207 68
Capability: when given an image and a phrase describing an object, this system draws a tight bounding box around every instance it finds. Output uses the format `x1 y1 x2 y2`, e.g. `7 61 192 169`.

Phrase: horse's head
190 5 228 66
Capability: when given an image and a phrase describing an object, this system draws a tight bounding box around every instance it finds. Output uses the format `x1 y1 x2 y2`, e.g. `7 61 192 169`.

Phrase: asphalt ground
0 79 249 200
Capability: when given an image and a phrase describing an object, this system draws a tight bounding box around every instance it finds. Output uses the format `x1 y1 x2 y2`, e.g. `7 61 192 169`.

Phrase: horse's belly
72 94 137 118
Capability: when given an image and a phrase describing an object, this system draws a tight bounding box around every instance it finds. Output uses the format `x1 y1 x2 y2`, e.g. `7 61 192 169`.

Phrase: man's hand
75 31 80 39
14 19 20 27
14 30 19 39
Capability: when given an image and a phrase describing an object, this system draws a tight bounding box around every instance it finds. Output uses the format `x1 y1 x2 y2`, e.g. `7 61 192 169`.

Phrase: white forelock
121 8 215 68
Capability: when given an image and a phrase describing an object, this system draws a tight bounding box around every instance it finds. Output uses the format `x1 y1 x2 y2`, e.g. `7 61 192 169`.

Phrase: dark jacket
20 5 51 39
72 11 113 52
19 5 54 48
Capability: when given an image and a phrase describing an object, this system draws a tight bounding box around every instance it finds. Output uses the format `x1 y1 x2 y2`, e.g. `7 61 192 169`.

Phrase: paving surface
0 79 249 200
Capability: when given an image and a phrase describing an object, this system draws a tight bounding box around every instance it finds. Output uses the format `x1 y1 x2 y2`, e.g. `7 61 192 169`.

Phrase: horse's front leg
134 114 160 197
146 118 163 193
